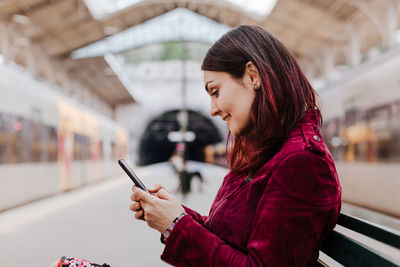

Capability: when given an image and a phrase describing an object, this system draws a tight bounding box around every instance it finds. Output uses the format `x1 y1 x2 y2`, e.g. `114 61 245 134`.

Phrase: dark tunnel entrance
138 109 223 166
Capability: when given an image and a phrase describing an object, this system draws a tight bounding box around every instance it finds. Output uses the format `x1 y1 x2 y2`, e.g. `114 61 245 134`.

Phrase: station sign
167 131 196 142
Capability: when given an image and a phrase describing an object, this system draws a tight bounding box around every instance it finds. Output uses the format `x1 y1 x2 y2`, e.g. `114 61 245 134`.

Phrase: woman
130 25 342 266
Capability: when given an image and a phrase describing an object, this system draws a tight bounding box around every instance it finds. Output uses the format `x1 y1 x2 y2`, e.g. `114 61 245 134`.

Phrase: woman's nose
210 101 220 117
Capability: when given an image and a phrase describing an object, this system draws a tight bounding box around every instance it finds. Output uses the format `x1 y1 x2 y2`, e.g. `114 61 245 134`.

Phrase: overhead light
12 14 30 24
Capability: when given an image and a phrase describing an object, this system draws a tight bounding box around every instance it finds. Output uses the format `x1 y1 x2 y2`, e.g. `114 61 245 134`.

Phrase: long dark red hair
201 25 320 174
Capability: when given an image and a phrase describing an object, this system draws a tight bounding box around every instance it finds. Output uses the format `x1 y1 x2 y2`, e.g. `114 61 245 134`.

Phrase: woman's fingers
134 209 145 220
130 202 141 211
130 192 138 202
130 202 145 221
148 184 173 195
161 186 173 195
129 185 185 233
148 184 162 193
130 186 148 221
131 186 152 202
154 188 171 200
130 184 180 228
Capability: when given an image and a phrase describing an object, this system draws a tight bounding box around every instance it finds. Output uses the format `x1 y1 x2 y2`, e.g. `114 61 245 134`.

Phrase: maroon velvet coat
161 110 342 266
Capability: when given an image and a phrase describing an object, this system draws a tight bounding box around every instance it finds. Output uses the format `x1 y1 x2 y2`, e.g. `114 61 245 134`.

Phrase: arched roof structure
0 0 399 108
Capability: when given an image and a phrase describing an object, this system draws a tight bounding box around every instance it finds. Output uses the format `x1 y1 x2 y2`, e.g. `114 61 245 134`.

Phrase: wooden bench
316 213 400 266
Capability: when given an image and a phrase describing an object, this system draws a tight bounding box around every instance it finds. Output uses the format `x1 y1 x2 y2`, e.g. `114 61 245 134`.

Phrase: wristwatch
161 212 187 244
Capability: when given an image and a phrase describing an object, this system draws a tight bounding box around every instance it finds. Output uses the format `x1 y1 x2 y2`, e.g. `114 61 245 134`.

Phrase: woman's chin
229 127 239 137
230 125 248 137
228 122 245 137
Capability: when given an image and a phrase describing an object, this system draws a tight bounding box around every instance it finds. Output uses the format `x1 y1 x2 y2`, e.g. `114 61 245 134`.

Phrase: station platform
0 162 399 266
0 162 227 266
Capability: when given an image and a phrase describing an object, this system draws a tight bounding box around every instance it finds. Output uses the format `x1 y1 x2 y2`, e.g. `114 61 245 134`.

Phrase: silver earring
254 84 259 89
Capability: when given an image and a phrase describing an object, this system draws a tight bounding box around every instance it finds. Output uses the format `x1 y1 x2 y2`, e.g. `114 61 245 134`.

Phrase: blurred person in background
169 148 204 195
130 25 342 266
169 149 190 195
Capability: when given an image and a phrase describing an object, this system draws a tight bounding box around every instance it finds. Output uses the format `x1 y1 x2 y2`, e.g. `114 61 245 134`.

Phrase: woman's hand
130 184 185 234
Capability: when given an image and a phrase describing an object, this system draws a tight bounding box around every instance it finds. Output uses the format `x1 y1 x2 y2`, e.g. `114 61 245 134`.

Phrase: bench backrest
317 213 400 267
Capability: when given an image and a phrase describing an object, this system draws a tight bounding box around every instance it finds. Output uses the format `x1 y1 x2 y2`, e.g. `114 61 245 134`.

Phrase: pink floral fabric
57 256 110 267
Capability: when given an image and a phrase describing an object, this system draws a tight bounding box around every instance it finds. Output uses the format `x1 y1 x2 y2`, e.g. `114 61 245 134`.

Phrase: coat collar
299 109 321 127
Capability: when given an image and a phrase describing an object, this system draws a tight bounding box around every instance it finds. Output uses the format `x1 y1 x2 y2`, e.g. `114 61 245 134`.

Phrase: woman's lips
223 115 231 127
223 115 231 121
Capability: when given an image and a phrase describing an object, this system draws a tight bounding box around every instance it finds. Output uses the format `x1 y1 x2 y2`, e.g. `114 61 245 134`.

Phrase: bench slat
338 214 400 249
320 231 398 267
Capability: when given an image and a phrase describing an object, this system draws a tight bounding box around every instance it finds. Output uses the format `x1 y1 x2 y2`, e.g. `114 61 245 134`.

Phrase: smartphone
118 159 148 192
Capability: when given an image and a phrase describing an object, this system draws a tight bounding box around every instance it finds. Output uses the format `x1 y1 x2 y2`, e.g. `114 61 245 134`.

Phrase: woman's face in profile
204 70 256 136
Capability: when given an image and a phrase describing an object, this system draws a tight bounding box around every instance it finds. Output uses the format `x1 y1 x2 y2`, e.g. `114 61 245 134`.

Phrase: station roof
63 55 135 106
0 0 396 106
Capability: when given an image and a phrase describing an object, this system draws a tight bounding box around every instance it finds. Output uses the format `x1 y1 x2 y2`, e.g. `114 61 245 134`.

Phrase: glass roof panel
72 8 231 59
84 0 276 20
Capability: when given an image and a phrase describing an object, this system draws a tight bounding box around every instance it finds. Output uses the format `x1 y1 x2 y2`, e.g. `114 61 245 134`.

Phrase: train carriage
319 48 400 217
0 65 129 211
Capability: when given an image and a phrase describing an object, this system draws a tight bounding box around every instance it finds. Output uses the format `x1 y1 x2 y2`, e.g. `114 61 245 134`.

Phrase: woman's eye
211 89 219 96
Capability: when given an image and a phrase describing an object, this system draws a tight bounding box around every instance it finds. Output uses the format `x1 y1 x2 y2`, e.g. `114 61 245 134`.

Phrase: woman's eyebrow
205 81 214 93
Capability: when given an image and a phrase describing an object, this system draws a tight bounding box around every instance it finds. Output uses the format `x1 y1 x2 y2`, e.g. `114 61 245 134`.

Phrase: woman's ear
245 61 260 90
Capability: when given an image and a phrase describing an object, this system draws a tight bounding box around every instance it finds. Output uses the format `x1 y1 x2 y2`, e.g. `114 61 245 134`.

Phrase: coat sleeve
182 205 208 225
161 153 341 266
